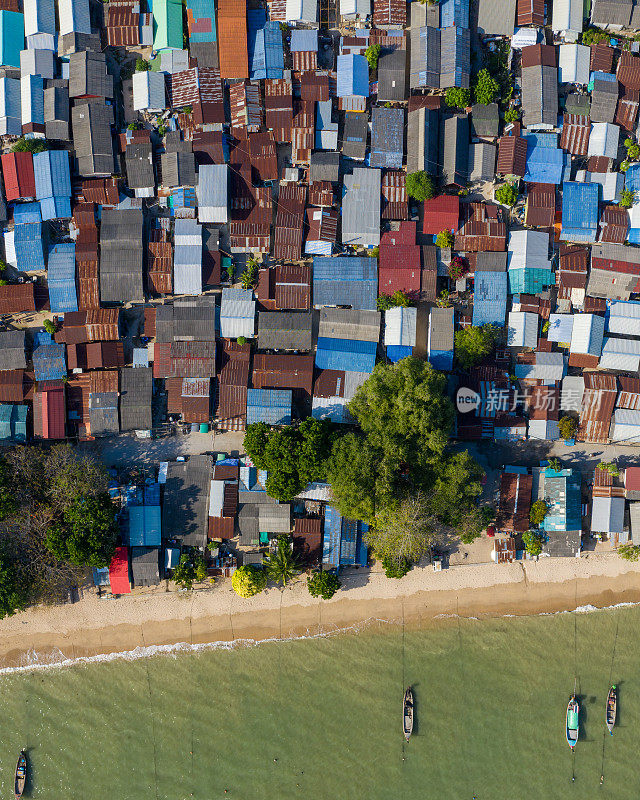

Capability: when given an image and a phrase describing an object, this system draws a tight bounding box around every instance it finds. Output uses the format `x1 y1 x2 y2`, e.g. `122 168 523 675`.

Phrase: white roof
507 229 551 272
295 481 334 501
569 313 605 355
579 169 624 203
0 77 21 137
600 336 640 371
209 480 224 517
25 0 56 37
630 502 640 543
588 122 620 160
340 0 370 15
3 229 16 267
220 285 255 339
612 408 640 443
547 313 574 343
384 306 417 347
173 218 202 296
607 300 640 336
20 49 55 80
561 375 584 412
507 311 538 348
132 70 165 111
311 396 353 423
528 418 560 440
57 0 91 36
511 27 538 48
558 44 590 84
630 201 640 230
515 351 566 382
591 495 625 534
286 0 317 22
552 0 582 34
197 164 228 224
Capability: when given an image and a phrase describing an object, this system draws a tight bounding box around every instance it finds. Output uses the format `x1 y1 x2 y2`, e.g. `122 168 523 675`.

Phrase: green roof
153 0 183 51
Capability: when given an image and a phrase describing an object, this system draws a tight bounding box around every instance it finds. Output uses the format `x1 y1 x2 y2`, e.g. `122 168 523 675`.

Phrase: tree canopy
495 182 518 206
172 553 208 590
445 87 471 109
264 536 301 587
454 325 498 370
529 500 549 526
232 565 267 597
364 44 381 70
436 230 454 248
405 171 435 202
376 290 412 311
474 69 499 105
244 418 334 501
620 189 635 209
0 551 27 619
367 495 442 571
45 494 118 568
325 433 379 523
558 416 577 440
522 529 544 557
307 571 341 599
12 137 49 153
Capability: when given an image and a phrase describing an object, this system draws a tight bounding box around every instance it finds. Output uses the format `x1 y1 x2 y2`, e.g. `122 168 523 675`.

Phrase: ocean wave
0 618 394 677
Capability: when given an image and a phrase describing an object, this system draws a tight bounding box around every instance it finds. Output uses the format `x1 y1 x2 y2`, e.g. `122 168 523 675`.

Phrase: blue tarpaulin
524 134 564 184
387 345 413 362
33 341 66 381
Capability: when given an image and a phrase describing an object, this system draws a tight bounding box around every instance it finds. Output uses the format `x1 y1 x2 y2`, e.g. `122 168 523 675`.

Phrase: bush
495 182 518 206
364 44 381 70
43 319 56 335
620 189 636 209
474 69 499 105
522 529 545 557
454 324 498 370
558 416 577 440
237 336 247 346
435 230 454 249
445 87 471 109
504 108 520 123
548 457 562 472
173 553 208 590
618 542 640 561
12 137 48 154
135 58 149 72
0 551 27 620
629 144 640 160
597 461 620 477
376 290 411 311
307 571 341 599
529 500 549 526
232 565 267 597
405 171 435 202
582 27 609 46
381 555 411 579
448 256 467 281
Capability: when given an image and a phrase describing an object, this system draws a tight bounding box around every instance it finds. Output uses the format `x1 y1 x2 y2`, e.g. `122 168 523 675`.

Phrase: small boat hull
403 688 414 741
606 686 617 734
14 751 26 800
566 695 579 749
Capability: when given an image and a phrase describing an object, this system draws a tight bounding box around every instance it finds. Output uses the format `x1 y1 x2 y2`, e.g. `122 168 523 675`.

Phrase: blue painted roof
560 181 599 242
250 18 284 80
541 468 581 532
315 337 377 373
33 341 66 381
40 196 71 221
387 344 413 363
429 350 454 371
473 271 507 327
290 29 317 51
144 482 161 506
246 388 292 425
13 222 44 270
322 505 368 569
47 243 77 313
626 163 640 193
185 0 216 43
313 256 378 310
370 107 404 169
0 11 24 68
128 505 162 547
508 267 554 294
524 135 564 184
337 54 369 97
33 150 71 200
592 70 616 83
0 403 27 442
440 0 470 26
13 202 41 224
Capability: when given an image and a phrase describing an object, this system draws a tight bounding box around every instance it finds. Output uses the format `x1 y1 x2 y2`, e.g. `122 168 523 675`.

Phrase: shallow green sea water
1 605 639 799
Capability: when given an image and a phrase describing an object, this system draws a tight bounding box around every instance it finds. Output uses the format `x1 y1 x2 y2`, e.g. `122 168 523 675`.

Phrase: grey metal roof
591 77 619 123
313 256 378 310
238 504 259 546
310 151 340 182
257 311 313 350
220 285 255 339
71 102 114 177
468 142 497 182
341 168 381 247
439 26 470 89
407 106 440 176
410 21 440 89
68 51 113 99
0 331 26 370
162 455 212 546
119 367 152 431
100 207 144 303
125 142 154 190
522 65 558 127
470 103 500 138
565 93 590 117
44 86 69 140
173 218 202 296
342 111 368 160
131 546 160 586
441 114 469 186
89 392 119 436
541 530 581 557
591 0 632 25
377 49 406 102
475 251 508 271
258 504 291 532
429 307 454 352
161 150 196 187
156 296 218 342
477 0 516 35
319 308 381 342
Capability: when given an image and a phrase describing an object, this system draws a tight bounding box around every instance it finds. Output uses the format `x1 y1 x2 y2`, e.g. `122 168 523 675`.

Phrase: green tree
522 529 545 557
45 494 118 568
617 542 640 561
43 319 56 335
435 230 454 248
405 171 435 202
582 26 609 45
458 506 494 544
0 458 16 521
172 553 208 590
376 290 411 311
495 182 518 206
620 189 636 209
135 57 149 71
548 457 562 472
12 137 49 153
364 44 381 70
0 551 27 619
367 495 441 570
381 554 411 578
628 144 640 160
428 451 485 526
307 570 341 599
598 461 620 477
326 434 379 523
558 416 577 440
445 87 471 109
232 564 267 597
474 69 499 105
454 324 498 370
264 536 301 587
504 108 520 123
243 422 270 468
529 500 549 526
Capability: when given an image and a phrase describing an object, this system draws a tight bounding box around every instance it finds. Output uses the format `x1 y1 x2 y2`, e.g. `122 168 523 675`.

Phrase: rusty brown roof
273 182 306 262
217 0 248 80
559 114 590 156
599 205 630 244
525 183 555 228
275 263 311 310
497 136 527 177
252 353 314 394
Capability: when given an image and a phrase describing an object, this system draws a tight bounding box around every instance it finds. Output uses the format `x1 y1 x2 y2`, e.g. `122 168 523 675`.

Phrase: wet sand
1 554 640 669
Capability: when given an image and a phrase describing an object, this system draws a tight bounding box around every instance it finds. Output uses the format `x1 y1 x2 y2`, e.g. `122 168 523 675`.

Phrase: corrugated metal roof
218 0 248 80
313 256 377 310
48 242 77 313
246 388 292 425
315 337 377 373
370 106 404 170
337 54 369 97
341 168 381 248
561 181 599 243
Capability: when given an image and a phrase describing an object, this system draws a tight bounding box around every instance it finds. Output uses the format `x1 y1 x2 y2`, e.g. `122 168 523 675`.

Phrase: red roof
1 152 35 201
378 268 422 294
109 546 131 594
625 467 640 491
33 387 66 440
423 195 459 235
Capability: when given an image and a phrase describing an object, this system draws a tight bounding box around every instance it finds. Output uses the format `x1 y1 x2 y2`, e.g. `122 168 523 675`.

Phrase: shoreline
2 555 640 672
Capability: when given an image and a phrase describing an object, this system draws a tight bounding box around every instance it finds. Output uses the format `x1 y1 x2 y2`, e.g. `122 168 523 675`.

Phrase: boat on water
606 686 617 734
566 695 579 749
14 751 26 800
403 688 414 742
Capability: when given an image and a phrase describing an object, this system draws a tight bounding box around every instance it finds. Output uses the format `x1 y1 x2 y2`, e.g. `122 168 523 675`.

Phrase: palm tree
264 536 301 587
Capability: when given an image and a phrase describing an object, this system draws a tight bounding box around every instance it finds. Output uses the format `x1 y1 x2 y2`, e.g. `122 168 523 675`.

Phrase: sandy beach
1 553 640 669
